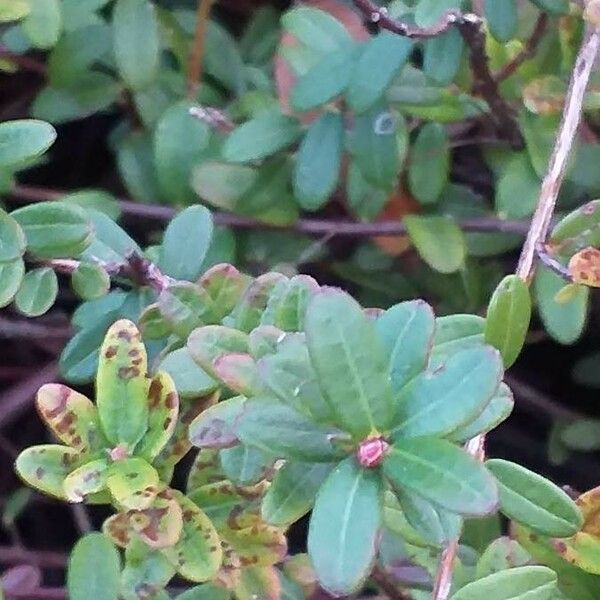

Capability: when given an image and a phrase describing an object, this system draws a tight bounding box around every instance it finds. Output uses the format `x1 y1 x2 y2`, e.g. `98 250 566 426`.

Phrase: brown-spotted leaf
233 565 281 600
553 532 600 575
36 384 106 453
188 396 246 449
155 391 219 478
137 371 179 462
63 458 109 503
188 479 265 529
15 445 83 500
222 519 287 569
164 490 223 582
568 247 600 288
103 512 134 548
103 487 184 550
186 449 222 491
216 538 243 590
199 263 249 323
212 353 263 396
106 457 159 510
97 320 149 448
130 487 184 549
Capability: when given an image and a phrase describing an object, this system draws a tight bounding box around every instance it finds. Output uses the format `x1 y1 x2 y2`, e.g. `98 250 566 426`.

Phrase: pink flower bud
357 436 389 468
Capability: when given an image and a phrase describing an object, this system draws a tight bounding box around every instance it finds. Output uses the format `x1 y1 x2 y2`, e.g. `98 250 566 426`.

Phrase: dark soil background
0 0 599 596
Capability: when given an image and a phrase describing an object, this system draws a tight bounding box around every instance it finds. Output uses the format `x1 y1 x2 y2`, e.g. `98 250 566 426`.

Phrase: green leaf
451 565 557 600
15 267 58 317
71 262 110 300
22 0 62 48
15 444 81 500
11 201 92 259
408 123 450 205
176 584 230 600
236 399 346 462
159 206 213 281
0 258 25 308
262 461 333 527
485 0 518 42
199 263 248 323
496 153 539 219
291 44 363 112
404 215 466 273
423 29 463 86
305 288 394 438
158 282 210 338
534 266 589 344
187 325 249 378
395 487 463 547
96 319 149 448
475 537 531 579
0 120 56 169
391 346 503 440
234 566 281 600
415 0 464 26
260 275 319 331
212 353 261 397
375 300 435 394
233 273 288 332
113 0 159 90
485 275 531 368
166 491 222 582
528 0 569 15
0 209 27 263
223 114 301 163
348 103 400 190
432 314 485 361
159 348 218 399
383 437 498 515
346 160 388 220
550 199 600 250
188 396 245 449
449 383 514 442
80 209 140 263
155 101 211 204
192 161 257 211
120 542 176 600
307 457 382 596
560 418 600 451
293 112 343 211
106 457 159 509
67 533 120 600
219 444 271 485
36 383 104 453
485 459 583 537
281 7 351 54
346 32 413 113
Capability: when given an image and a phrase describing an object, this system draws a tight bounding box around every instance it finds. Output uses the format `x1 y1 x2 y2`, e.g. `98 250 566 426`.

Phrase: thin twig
431 24 600 600
9 184 532 237
187 0 214 98
0 363 59 430
494 14 549 82
0 317 71 340
351 0 524 148
516 26 600 282
0 546 67 569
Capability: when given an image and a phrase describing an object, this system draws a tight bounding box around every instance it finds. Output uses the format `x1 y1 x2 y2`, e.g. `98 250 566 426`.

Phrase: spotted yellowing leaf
568 247 600 288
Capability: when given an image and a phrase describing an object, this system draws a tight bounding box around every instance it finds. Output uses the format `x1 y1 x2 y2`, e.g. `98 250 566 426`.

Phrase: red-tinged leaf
212 353 262 396
137 371 179 462
199 263 248 322
568 247 600 287
35 383 105 453
233 273 289 332
188 396 246 449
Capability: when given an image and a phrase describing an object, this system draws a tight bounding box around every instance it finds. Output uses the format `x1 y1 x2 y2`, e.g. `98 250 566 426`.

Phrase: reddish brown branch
10 184 531 238
371 566 413 600
351 0 524 148
187 0 214 98
494 14 549 82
